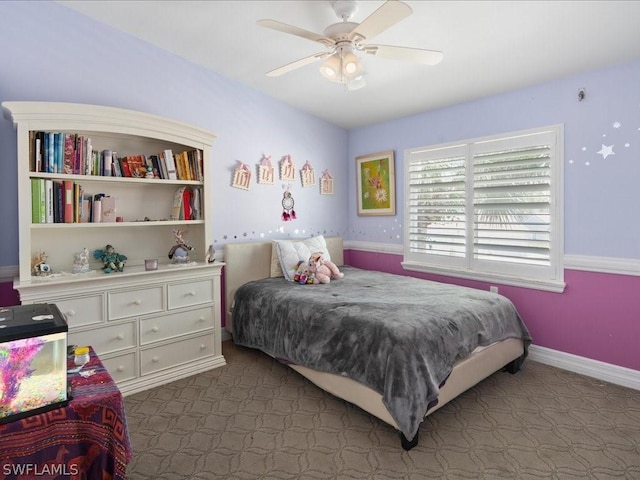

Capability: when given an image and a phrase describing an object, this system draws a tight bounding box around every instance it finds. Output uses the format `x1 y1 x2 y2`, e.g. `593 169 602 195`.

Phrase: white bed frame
224 237 525 448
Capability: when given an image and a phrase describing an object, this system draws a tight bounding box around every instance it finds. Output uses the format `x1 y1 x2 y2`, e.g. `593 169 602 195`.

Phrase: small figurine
145 165 155 179
93 244 127 273
32 251 51 276
73 248 91 274
168 229 193 263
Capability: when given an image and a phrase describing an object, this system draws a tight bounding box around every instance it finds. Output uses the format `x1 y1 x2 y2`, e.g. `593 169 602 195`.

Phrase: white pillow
274 235 331 281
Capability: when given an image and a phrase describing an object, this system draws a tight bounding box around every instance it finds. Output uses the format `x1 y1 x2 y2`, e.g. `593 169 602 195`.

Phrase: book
63 134 75 174
45 179 54 223
100 196 117 223
191 187 202 220
112 152 122 177
149 155 162 179
53 180 63 223
74 183 83 223
31 178 45 224
55 132 64 173
120 157 131 177
182 187 192 220
63 180 74 223
103 150 113 177
46 132 54 173
170 187 185 220
163 149 178 180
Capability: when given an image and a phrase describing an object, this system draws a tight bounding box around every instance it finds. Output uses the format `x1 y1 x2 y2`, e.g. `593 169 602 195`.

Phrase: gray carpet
123 341 640 479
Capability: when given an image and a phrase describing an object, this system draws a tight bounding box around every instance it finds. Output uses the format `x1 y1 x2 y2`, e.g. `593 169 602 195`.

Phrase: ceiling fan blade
350 0 413 42
266 52 331 77
257 19 335 47
364 44 444 66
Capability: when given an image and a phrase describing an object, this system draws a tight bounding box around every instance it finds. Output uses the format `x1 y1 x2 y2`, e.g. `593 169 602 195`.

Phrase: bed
224 236 531 450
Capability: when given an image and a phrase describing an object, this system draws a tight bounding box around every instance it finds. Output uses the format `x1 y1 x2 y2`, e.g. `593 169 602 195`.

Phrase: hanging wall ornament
257 154 274 185
320 169 334 195
280 154 296 182
231 161 252 190
300 160 316 188
281 187 296 221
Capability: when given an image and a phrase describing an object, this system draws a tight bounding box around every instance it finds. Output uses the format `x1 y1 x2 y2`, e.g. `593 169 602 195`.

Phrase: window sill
401 261 566 293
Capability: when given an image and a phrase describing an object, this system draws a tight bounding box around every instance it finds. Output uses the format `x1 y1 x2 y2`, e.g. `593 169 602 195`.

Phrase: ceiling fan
257 0 443 90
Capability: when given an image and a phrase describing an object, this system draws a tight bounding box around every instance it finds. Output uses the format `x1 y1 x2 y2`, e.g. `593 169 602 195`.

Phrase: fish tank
0 304 70 424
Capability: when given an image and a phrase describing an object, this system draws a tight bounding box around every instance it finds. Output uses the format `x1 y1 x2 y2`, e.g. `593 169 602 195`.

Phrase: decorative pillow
274 235 331 281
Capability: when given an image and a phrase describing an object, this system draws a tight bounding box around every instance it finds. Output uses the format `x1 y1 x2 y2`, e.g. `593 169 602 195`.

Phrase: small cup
74 346 90 366
145 259 158 271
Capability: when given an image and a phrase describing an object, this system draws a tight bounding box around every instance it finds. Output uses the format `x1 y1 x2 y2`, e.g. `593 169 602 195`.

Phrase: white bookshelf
3 101 226 395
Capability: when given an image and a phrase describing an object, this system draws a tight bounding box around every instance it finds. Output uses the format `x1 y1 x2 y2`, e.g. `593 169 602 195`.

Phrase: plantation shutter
403 126 563 289
471 130 556 278
405 144 468 268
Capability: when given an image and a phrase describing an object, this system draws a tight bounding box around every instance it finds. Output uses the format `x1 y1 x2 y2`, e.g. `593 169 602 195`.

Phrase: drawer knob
198 316 205 322
152 326 160 332
200 344 206 350
117 366 125 372
187 291 196 297
134 299 142 305
66 309 76 317
152 356 159 363
116 334 125 340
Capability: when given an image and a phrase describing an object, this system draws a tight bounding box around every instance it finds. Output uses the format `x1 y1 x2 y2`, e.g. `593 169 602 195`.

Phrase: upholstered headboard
223 236 344 334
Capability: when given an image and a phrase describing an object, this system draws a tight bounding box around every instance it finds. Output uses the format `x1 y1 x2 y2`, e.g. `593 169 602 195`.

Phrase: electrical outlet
490 286 499 293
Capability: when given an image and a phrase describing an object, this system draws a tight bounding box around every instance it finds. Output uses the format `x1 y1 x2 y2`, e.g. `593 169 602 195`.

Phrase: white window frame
402 125 565 292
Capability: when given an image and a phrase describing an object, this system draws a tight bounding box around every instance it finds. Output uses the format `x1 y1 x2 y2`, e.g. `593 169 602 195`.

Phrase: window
403 125 564 292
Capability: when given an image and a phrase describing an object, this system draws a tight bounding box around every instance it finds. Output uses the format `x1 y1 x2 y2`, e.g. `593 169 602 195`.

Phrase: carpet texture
123 341 640 479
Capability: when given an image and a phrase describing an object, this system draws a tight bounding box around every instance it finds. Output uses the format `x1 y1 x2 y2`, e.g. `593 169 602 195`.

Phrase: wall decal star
597 144 615 159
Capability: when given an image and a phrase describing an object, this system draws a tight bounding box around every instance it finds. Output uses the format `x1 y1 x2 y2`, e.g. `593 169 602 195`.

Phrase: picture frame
355 150 396 216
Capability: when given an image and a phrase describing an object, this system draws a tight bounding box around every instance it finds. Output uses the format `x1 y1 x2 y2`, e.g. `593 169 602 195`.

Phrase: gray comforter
232 266 531 440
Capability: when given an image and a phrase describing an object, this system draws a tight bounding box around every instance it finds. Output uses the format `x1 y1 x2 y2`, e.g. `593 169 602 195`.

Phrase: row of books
29 131 204 181
171 186 203 221
31 178 116 224
31 178 203 224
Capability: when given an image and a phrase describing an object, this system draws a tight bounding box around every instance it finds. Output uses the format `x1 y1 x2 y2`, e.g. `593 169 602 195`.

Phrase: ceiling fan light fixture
319 53 341 80
347 74 366 91
342 51 363 78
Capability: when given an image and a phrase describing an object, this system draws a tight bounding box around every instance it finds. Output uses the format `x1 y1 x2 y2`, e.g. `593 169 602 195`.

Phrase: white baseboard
528 345 640 391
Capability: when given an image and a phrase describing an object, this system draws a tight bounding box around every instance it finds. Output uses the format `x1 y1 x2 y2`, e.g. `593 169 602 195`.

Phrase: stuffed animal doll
293 260 314 284
307 252 344 284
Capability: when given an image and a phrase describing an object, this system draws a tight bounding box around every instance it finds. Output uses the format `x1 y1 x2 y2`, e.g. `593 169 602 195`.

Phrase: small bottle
74 346 90 366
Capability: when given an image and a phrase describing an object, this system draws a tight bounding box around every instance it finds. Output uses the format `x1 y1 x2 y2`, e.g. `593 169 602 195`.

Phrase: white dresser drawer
139 307 214 345
108 286 164 320
101 352 137 383
140 333 215 376
55 294 104 328
69 321 136 356
167 279 213 310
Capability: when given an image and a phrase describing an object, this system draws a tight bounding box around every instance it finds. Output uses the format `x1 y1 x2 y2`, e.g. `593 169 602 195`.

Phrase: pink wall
345 249 640 372
0 282 19 307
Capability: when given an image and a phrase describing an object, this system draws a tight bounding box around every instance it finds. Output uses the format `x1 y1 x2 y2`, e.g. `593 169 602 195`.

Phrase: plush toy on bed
307 251 344 284
293 260 315 284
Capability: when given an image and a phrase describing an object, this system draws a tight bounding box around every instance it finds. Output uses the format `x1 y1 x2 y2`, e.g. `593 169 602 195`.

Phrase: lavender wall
0 2 348 298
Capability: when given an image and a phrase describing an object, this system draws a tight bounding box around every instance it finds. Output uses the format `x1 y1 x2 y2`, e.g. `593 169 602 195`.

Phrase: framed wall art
355 150 396 216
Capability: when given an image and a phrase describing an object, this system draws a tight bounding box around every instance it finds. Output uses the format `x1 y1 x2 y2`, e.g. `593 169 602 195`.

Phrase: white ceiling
57 0 640 129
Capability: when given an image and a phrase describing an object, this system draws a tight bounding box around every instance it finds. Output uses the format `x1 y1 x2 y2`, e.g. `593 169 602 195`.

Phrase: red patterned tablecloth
0 348 132 480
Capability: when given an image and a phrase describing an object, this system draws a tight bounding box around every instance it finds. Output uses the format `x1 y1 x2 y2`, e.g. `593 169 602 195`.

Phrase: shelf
14 261 223 289
28 172 203 186
30 220 205 229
